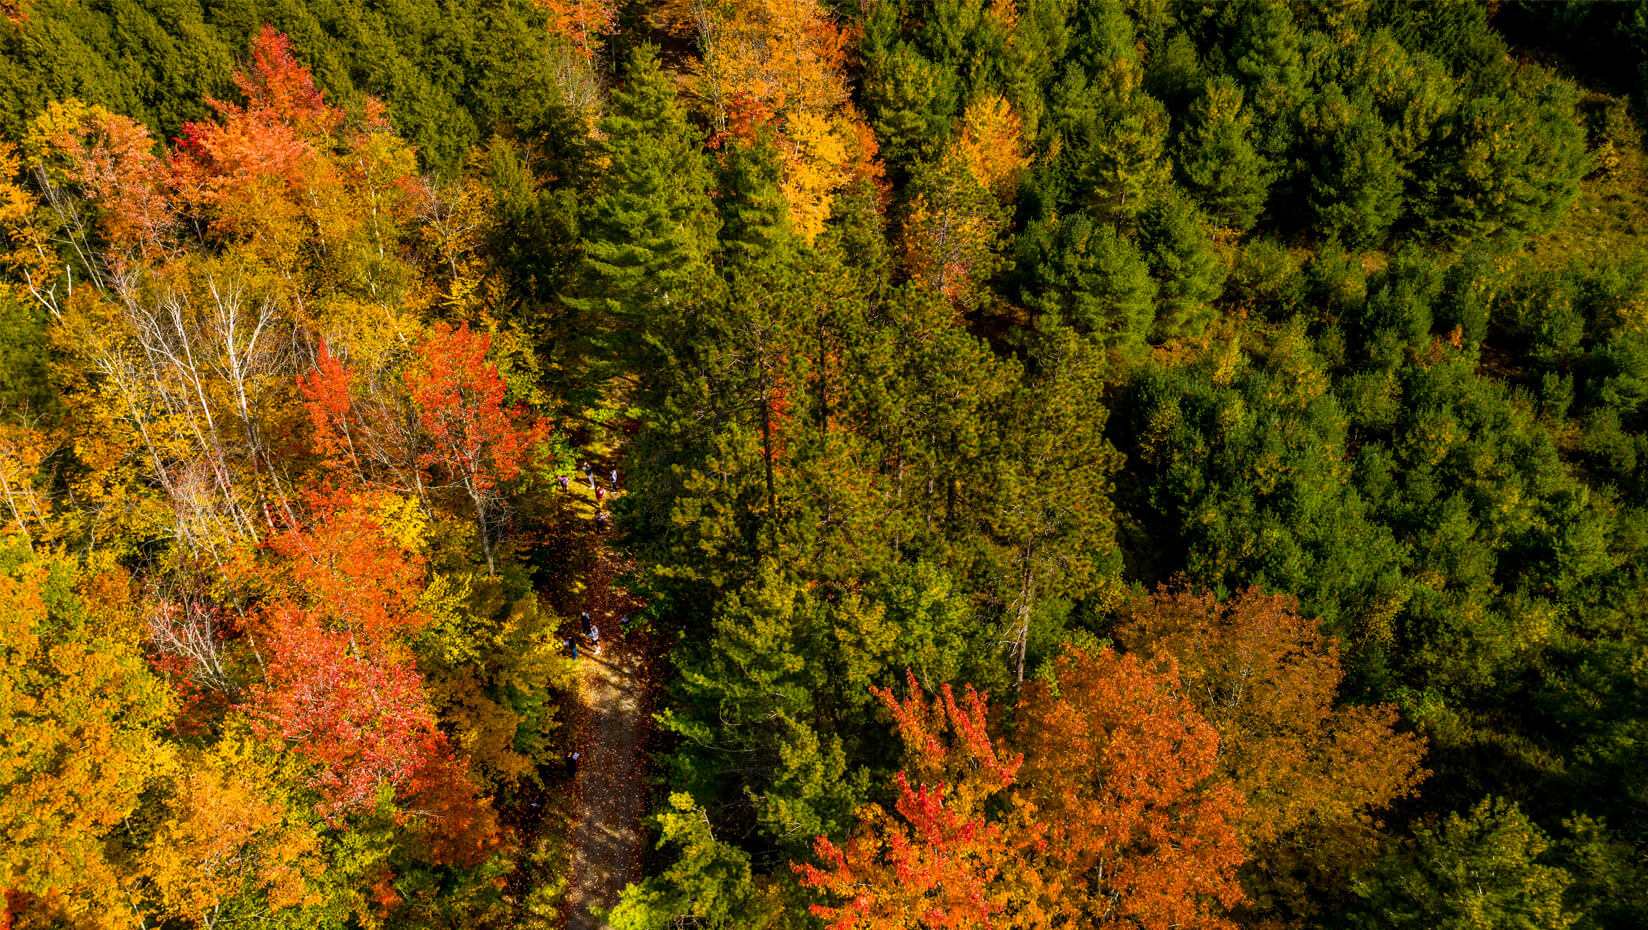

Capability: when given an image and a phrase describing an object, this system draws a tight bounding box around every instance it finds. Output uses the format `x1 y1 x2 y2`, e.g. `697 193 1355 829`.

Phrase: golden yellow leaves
692 0 882 244
1 560 175 927
956 94 1031 203
139 735 326 924
0 421 54 549
693 0 850 123
0 142 55 298
374 491 431 554
778 112 851 244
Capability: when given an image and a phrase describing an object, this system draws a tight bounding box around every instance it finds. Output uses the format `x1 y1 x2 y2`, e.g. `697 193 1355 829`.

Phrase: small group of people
561 611 632 661
558 462 619 529
561 462 619 492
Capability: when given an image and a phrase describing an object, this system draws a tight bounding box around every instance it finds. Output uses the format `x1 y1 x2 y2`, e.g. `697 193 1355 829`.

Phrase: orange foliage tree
1014 647 1248 930
800 655 1251 929
693 0 850 124
795 672 1049 929
297 324 547 573
535 0 619 60
263 489 429 645
1115 587 1427 920
405 322 547 573
137 736 325 922
242 492 500 866
24 99 173 268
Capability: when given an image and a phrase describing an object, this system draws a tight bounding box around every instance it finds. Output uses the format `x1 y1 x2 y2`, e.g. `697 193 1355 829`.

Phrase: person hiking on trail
595 485 606 503
589 624 601 656
562 638 578 660
557 474 570 492
566 751 579 779
580 611 592 636
595 510 608 529
609 467 619 488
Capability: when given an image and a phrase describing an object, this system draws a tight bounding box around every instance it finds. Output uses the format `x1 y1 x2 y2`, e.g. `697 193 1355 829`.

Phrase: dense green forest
3 0 1647 928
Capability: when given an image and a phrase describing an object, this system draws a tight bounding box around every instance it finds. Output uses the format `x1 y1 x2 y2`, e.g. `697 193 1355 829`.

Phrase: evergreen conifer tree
1176 75 1271 233
571 44 718 375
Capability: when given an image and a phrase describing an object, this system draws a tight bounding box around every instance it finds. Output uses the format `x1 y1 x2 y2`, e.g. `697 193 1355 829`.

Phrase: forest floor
565 633 650 929
560 451 654 930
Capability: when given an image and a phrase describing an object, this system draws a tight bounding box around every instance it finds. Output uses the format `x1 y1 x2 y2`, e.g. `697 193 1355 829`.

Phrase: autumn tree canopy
4 5 1648 930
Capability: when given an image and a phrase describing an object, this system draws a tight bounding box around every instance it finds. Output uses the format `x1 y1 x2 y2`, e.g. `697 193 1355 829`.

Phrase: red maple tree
263 487 428 646
405 322 547 572
796 672 1046 929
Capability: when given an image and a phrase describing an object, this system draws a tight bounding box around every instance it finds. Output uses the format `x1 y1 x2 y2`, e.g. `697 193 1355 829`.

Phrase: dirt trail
566 636 649 929
562 463 652 930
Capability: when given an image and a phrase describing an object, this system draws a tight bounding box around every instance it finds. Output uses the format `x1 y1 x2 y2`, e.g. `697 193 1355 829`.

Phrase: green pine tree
1300 84 1406 249
1348 798 1577 930
1136 189 1227 341
1016 212 1157 354
1038 0 1171 220
1175 75 1272 233
570 44 718 376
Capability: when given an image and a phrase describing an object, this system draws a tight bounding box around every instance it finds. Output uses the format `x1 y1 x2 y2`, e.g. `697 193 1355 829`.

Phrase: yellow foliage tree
0 142 56 297
138 733 326 927
693 0 849 123
0 555 174 929
692 0 882 241
956 93 1031 203
779 112 851 245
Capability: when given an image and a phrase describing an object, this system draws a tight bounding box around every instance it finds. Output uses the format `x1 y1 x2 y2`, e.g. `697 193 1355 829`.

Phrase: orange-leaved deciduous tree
1115 587 1428 922
297 340 432 511
795 671 1052 929
693 0 850 126
170 27 420 265
299 325 549 574
167 26 355 270
1014 647 1248 930
263 488 429 646
242 491 501 865
404 322 547 574
247 607 497 864
137 733 326 924
298 339 361 471
23 98 173 269
534 0 619 60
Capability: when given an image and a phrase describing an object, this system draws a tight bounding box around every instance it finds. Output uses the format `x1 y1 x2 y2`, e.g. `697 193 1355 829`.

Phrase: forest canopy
2 1 1647 928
